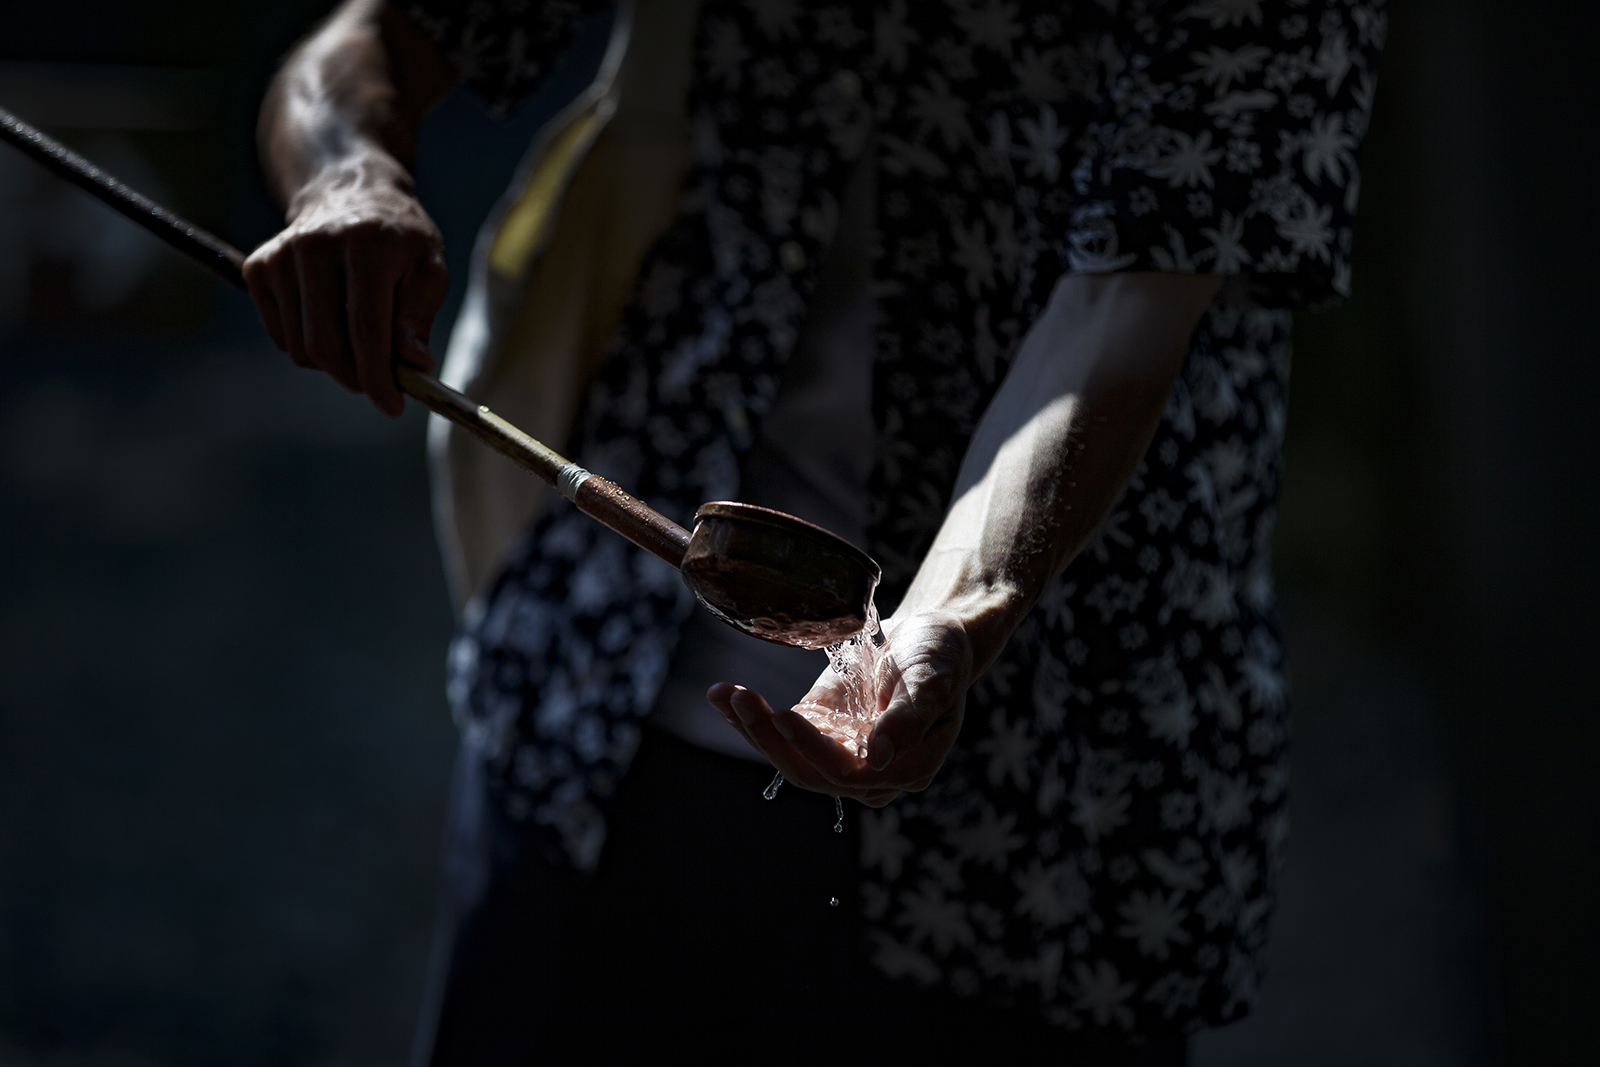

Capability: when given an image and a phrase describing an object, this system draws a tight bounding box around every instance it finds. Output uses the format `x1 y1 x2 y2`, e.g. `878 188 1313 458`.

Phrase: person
244 0 1386 1062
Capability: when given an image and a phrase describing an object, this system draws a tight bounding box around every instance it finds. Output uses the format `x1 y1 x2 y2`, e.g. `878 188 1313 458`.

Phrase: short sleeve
1059 0 1388 309
402 0 613 115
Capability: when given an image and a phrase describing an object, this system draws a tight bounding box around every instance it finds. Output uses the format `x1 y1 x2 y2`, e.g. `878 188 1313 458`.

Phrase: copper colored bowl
681 502 881 649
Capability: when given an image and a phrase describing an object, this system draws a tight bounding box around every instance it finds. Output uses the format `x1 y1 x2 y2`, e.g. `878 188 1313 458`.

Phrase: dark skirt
413 725 1188 1066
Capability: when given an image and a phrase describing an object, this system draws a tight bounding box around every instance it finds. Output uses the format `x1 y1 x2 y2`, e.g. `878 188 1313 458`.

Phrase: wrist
893 554 1035 678
284 148 415 224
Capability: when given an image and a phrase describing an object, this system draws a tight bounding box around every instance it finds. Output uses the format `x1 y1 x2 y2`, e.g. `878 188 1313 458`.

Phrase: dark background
0 1 1592 1063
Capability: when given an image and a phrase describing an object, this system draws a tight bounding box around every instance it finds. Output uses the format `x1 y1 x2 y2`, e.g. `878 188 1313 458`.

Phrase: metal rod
0 105 246 288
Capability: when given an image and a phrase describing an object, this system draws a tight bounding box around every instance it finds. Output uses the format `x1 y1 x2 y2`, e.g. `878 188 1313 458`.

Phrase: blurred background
0 1 1592 1063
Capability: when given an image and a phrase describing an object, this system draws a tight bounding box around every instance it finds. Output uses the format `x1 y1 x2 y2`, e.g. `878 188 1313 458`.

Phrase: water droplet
829 896 840 907
763 772 784 801
833 795 844 833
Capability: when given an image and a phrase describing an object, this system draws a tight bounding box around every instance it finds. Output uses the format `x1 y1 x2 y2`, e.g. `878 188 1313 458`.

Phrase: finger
707 682 744 724
294 240 358 391
716 687 864 780
254 286 288 355
722 687 851 793
242 251 290 355
265 253 313 368
711 687 906 803
770 706 880 788
708 684 792 763
393 247 449 375
724 677 928 796
865 643 964 772
344 240 401 416
868 705 949 774
707 683 768 753
727 687 814 766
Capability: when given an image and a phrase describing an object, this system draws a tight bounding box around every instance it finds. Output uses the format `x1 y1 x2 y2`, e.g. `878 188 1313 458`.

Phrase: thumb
864 617 971 770
865 660 934 770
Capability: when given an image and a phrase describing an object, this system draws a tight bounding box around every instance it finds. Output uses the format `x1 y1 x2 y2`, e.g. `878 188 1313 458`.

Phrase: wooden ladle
0 107 879 648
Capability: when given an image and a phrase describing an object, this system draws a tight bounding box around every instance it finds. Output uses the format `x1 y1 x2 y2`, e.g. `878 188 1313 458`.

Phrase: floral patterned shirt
408 0 1385 1035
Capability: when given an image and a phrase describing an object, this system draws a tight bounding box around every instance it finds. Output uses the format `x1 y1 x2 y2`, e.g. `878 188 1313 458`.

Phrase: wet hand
707 612 972 807
243 166 448 417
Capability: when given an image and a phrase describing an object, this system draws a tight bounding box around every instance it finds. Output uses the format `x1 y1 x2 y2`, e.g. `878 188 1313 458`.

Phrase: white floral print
409 0 1384 1035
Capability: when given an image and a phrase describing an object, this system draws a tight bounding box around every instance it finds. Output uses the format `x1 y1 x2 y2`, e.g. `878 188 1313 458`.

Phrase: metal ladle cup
400 370 881 646
682 502 879 648
0 107 880 648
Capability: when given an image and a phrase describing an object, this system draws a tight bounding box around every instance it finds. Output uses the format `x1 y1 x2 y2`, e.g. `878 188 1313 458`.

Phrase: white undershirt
648 149 878 761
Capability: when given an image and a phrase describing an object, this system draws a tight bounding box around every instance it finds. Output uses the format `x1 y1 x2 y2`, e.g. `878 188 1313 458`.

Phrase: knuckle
249 232 288 260
341 215 386 237
395 221 434 246
292 224 338 251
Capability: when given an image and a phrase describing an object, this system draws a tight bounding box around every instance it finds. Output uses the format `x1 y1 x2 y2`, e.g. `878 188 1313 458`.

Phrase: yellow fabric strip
487 100 608 280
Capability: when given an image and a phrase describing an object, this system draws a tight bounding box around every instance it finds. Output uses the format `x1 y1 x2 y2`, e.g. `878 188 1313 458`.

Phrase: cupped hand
243 166 449 417
707 611 973 807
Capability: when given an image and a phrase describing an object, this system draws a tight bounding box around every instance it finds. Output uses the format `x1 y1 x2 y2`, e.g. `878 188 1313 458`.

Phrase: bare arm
244 0 457 416
893 272 1223 674
712 271 1223 804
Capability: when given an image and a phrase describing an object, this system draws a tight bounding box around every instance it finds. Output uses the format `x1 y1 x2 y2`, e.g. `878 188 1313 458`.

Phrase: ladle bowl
682 502 880 649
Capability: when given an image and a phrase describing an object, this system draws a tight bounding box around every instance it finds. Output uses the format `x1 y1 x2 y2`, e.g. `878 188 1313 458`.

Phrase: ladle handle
0 105 691 571
396 365 690 569
0 105 246 284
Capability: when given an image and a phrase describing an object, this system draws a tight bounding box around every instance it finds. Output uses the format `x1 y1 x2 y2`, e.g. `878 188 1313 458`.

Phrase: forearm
258 0 453 213
896 272 1223 675
244 1 457 414
714 273 1224 793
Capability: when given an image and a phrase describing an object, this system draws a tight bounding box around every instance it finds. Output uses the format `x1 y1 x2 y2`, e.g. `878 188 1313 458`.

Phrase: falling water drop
829 896 840 907
833 795 844 833
763 772 784 801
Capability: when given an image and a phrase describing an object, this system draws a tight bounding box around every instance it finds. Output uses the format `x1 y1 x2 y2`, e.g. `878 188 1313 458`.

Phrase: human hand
707 611 973 807
243 164 448 417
